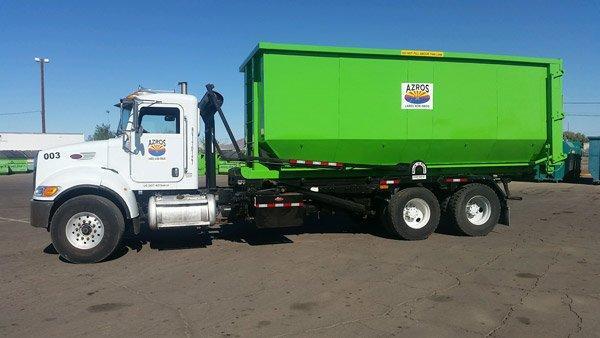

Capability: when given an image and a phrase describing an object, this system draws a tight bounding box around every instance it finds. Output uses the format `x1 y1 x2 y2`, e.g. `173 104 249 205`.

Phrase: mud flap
499 203 510 226
254 193 305 228
132 217 141 234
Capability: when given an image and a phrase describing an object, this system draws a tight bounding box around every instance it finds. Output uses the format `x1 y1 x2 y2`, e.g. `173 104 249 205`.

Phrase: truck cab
30 86 210 263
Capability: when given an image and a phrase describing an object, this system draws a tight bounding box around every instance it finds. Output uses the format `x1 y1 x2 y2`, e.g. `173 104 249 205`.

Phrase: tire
448 183 500 236
50 195 125 263
385 187 441 240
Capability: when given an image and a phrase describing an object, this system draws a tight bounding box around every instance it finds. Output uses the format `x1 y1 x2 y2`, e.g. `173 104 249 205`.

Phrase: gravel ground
1 173 599 337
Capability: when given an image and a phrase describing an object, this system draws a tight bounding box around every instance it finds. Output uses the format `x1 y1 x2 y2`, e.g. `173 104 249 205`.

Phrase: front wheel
385 187 441 240
50 195 125 263
448 183 500 236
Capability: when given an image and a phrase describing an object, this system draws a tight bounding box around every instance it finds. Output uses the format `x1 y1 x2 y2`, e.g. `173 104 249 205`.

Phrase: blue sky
1 1 599 139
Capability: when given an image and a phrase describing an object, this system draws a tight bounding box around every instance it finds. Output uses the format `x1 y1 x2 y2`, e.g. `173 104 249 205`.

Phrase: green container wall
240 43 565 179
241 43 564 180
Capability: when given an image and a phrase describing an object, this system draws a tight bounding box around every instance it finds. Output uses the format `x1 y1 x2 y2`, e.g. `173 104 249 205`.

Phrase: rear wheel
50 195 125 263
448 183 500 236
385 187 441 240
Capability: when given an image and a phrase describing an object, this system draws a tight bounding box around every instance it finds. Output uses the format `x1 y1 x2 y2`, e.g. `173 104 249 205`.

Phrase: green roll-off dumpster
239 43 565 180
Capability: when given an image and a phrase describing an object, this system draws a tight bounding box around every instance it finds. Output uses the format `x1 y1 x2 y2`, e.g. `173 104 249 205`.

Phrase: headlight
34 186 60 197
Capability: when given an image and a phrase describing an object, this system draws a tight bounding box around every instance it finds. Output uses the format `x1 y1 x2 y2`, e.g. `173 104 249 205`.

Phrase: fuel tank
147 194 216 230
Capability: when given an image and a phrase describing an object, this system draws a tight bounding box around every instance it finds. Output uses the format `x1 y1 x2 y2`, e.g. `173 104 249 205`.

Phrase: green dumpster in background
8 159 29 173
0 160 8 175
0 151 31 175
198 152 246 176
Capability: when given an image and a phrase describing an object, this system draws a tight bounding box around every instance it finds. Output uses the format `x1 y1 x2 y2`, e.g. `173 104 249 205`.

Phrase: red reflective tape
290 159 344 167
444 178 468 183
380 179 400 185
255 202 304 208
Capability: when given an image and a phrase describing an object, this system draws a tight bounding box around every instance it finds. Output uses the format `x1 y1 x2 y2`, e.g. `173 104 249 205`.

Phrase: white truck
31 83 218 263
29 81 515 264
29 42 570 264
33 43 549 264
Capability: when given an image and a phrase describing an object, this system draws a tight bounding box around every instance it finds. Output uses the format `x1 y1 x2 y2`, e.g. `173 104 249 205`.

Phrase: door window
138 107 180 134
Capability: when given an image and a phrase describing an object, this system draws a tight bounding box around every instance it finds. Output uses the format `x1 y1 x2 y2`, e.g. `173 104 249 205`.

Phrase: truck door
130 104 185 183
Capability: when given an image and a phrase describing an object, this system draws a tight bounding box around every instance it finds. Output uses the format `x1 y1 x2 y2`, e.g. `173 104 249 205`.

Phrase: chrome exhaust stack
178 81 188 94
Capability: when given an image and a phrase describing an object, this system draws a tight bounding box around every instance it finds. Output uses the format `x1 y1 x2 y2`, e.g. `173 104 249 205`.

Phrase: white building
0 132 84 151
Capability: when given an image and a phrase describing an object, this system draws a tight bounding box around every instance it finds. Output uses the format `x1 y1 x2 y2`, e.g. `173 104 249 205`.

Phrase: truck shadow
119 214 462 256
42 215 462 262
516 176 599 185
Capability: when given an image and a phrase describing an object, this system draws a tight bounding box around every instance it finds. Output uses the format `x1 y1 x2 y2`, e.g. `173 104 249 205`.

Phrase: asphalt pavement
1 173 599 337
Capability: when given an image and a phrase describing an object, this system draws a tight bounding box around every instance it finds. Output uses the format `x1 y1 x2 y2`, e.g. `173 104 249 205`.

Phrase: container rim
239 42 562 72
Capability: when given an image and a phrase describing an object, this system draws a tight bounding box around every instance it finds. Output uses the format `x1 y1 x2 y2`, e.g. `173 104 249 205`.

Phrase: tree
87 123 116 141
563 131 588 143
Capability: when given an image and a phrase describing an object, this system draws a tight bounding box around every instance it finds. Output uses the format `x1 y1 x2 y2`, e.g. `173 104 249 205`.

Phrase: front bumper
30 199 54 228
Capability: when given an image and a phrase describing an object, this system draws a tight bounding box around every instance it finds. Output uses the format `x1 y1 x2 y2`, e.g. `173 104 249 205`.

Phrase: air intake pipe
198 84 224 190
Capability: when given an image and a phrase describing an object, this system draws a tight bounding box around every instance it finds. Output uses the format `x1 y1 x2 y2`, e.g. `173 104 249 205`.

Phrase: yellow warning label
400 50 444 57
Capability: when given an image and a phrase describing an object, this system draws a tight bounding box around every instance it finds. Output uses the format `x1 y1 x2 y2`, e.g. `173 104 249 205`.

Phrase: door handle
172 168 179 177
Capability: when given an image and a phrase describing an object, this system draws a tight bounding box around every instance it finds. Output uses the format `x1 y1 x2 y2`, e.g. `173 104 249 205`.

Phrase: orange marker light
42 186 59 197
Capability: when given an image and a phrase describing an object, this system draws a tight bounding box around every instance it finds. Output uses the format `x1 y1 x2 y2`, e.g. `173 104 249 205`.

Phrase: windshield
116 106 132 136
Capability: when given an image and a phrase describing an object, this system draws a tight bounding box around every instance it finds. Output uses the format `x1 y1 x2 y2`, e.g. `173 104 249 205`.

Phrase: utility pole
34 57 50 133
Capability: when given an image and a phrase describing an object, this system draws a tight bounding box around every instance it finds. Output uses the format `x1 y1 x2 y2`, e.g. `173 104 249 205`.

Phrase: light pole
34 57 50 133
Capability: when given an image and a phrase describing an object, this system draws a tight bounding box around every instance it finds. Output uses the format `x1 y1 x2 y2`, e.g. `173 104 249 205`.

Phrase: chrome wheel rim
403 198 431 229
66 212 104 250
465 195 492 225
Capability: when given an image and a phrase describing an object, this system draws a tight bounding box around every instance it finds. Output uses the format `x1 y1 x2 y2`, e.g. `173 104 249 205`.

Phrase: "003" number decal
43 152 61 160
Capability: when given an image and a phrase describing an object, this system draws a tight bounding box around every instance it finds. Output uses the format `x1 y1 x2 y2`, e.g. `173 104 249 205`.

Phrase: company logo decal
401 83 434 110
404 89 430 104
148 139 166 157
